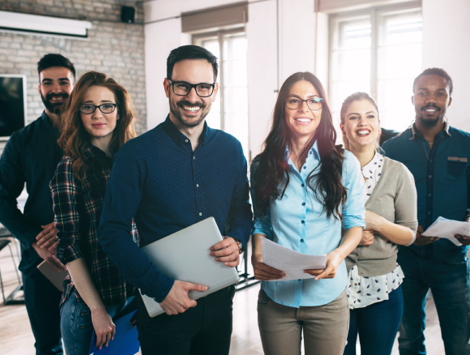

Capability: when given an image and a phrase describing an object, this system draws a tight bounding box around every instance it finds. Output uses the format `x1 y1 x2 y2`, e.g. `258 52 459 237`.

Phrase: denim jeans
344 286 404 355
60 293 124 355
397 247 470 355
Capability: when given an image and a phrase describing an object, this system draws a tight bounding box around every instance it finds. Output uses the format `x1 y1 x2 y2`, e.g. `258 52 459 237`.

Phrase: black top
0 111 63 275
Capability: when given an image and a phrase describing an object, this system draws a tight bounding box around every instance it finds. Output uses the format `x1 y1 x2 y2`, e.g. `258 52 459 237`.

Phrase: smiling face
38 66 74 115
412 74 452 129
164 59 218 129
340 99 381 151
80 86 118 144
284 80 322 142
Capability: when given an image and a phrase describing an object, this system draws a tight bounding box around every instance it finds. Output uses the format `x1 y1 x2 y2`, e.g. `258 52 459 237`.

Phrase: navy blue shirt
98 117 252 302
0 111 63 275
382 123 470 259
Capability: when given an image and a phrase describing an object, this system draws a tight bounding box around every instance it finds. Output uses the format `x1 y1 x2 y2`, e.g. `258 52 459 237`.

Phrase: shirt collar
284 140 320 161
362 151 383 178
84 145 109 160
162 115 212 147
410 120 452 140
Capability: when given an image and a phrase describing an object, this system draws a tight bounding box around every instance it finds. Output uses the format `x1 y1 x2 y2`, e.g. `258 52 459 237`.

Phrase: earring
117 115 120 120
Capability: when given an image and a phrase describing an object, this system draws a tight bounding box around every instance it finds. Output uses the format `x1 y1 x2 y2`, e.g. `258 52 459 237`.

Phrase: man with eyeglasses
0 53 74 355
97 45 252 355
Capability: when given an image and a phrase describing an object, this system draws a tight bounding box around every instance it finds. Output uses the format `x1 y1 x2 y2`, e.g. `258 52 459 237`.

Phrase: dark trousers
344 286 404 355
137 285 235 355
23 270 63 355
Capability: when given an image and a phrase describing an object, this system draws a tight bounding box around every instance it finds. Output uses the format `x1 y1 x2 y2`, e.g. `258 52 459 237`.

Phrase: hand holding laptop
210 236 240 267
160 281 208 316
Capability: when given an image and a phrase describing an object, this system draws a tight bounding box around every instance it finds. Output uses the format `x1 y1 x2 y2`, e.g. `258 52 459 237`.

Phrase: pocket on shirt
447 157 467 177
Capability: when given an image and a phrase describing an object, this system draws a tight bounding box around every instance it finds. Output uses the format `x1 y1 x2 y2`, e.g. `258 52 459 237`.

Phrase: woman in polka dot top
340 92 418 355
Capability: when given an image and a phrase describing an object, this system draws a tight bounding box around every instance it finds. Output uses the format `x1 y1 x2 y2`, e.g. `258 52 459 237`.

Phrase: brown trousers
257 288 349 355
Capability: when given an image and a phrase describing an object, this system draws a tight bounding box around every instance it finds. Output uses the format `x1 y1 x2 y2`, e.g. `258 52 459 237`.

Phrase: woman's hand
304 250 343 280
91 307 116 350
359 230 375 245
251 252 285 281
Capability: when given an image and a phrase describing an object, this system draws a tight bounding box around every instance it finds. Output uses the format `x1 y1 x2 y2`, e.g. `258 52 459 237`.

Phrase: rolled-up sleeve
50 158 84 264
342 152 366 230
250 161 274 239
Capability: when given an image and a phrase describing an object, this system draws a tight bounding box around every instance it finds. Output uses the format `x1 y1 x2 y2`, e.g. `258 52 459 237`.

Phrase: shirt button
428 175 432 179
301 183 305 187
301 220 305 224
300 239 304 242
199 212 202 216
428 193 432 197
193 156 196 160
427 211 431 215
303 166 307 170
430 159 433 163
302 202 306 206
196 184 199 187
185 139 189 143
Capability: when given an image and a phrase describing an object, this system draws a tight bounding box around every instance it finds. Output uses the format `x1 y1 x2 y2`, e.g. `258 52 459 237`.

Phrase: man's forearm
0 197 41 246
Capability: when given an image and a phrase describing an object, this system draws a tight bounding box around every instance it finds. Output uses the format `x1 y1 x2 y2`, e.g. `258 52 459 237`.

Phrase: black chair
0 238 23 305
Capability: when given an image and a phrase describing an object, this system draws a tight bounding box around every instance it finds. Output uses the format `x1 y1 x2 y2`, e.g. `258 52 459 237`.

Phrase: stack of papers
421 216 470 246
261 238 326 281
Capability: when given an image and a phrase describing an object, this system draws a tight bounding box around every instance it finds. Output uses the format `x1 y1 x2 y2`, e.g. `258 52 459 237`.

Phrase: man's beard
41 92 69 114
417 104 445 129
170 100 209 128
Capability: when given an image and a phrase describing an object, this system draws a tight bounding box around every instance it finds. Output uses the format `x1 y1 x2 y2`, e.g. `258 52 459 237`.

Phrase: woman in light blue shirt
251 72 365 355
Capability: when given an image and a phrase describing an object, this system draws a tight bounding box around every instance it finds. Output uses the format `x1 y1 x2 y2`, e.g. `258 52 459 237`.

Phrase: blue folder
89 310 140 355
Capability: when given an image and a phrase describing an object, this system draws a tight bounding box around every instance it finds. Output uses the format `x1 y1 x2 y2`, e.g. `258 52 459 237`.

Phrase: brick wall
0 0 147 142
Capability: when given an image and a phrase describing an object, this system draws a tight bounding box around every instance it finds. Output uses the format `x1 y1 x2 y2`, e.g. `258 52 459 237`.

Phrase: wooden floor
0 238 445 355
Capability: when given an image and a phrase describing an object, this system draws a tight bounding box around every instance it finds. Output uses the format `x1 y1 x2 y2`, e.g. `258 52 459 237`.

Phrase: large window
329 5 422 132
193 29 249 158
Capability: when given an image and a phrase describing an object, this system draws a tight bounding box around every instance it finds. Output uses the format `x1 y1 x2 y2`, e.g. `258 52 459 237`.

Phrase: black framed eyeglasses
79 103 117 114
286 96 323 111
168 80 215 98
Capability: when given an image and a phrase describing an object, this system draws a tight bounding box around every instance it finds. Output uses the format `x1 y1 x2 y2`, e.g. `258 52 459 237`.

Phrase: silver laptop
139 217 240 317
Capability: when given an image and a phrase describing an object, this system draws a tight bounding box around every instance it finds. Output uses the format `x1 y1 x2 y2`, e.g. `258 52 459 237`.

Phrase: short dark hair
166 45 218 82
37 54 76 81
413 68 453 95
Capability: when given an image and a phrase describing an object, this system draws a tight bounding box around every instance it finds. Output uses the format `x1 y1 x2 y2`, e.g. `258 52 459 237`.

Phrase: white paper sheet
421 216 470 246
261 238 327 281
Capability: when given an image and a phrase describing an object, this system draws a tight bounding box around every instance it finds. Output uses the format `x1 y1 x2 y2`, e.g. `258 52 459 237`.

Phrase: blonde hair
340 92 380 151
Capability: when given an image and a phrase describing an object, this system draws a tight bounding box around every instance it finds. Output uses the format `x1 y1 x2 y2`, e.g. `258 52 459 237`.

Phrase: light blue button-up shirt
251 142 366 307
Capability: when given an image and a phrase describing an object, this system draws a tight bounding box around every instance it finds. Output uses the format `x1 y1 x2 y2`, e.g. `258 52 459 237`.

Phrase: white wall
422 0 470 132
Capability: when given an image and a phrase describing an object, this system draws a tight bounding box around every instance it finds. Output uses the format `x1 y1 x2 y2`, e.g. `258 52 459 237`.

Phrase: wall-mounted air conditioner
0 11 92 38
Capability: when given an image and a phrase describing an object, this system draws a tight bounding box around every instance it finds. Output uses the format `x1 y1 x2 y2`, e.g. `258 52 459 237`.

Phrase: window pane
223 34 247 61
224 87 248 114
336 18 371 49
223 60 248 87
379 11 422 46
331 49 371 81
377 79 415 132
205 95 221 130
224 112 249 156
201 38 220 58
378 43 422 79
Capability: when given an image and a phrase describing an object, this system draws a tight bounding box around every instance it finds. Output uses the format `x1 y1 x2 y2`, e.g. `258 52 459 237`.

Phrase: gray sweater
346 157 418 277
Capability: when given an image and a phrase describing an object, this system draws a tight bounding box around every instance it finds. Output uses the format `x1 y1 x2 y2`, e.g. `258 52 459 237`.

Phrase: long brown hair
58 71 136 181
253 72 347 220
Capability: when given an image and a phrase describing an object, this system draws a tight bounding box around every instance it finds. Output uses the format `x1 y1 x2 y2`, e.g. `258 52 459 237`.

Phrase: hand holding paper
261 238 326 281
421 216 470 246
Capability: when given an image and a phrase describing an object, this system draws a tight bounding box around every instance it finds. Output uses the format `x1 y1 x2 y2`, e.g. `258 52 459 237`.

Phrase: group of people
0 44 468 355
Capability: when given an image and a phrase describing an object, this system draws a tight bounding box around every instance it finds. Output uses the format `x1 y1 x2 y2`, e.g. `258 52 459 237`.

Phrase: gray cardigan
346 157 418 277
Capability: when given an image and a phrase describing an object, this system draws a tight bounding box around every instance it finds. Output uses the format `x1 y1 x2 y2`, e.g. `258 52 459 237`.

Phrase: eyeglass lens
286 97 322 110
172 82 214 97
80 104 116 114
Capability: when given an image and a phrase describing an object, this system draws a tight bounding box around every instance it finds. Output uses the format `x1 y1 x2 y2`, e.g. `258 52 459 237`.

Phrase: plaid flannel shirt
50 145 139 307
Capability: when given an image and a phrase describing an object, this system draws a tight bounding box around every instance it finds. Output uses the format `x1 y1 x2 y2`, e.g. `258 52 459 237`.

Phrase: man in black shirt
0 54 75 355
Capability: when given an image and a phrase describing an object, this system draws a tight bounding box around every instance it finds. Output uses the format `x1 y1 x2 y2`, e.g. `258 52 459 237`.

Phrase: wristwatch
234 239 243 254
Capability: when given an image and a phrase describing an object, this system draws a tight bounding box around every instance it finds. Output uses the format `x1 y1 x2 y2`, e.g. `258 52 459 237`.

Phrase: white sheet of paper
261 238 327 281
421 216 470 246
